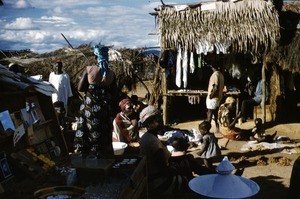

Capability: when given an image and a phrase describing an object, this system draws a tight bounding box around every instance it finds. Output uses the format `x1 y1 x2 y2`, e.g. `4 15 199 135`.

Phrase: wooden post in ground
262 63 266 123
162 68 168 125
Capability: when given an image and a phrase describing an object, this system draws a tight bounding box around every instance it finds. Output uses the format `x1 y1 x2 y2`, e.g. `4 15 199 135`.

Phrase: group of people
46 44 238 198
45 45 275 198
205 62 271 141
49 44 149 158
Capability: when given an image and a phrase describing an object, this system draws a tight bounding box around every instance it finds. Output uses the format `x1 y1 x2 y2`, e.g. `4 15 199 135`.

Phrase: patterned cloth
74 83 114 156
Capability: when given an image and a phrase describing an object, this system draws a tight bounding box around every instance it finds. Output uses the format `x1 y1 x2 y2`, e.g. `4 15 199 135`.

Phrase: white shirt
49 72 73 110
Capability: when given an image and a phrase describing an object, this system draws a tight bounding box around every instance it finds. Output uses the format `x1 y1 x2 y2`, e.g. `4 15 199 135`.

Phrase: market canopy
153 0 280 55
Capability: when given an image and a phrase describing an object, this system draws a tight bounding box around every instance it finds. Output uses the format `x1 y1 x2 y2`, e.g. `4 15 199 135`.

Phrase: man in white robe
49 59 73 115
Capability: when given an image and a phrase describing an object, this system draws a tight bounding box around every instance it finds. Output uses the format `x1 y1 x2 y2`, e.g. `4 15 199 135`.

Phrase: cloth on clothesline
176 45 182 88
188 95 201 105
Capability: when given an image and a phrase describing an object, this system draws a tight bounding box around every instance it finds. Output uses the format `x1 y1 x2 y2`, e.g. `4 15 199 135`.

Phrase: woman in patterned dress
74 44 117 157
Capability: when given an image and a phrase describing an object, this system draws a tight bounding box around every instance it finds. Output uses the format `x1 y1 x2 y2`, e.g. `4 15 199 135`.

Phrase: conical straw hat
189 156 260 199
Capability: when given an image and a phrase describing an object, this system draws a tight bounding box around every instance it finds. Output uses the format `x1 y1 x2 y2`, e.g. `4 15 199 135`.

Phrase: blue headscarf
93 44 109 79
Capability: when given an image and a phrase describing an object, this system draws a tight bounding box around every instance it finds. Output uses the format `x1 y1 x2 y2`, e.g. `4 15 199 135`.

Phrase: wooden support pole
162 68 168 125
262 63 266 123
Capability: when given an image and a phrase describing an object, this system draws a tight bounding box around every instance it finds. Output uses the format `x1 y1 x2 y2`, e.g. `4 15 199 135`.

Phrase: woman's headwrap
119 98 132 111
225 97 236 104
139 105 161 125
93 44 109 79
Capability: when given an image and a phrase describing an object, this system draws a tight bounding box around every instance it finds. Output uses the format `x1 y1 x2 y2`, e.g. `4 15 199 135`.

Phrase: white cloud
38 16 75 25
28 0 99 8
15 0 32 8
4 18 36 30
2 0 32 9
0 0 161 53
0 30 50 43
53 7 63 14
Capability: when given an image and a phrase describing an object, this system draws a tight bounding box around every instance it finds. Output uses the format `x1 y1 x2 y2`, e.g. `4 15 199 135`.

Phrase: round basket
34 186 85 199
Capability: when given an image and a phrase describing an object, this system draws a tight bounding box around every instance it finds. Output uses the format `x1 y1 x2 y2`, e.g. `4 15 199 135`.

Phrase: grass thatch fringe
156 0 279 54
266 31 300 73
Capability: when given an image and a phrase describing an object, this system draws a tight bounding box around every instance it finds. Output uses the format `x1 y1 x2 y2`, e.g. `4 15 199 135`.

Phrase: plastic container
112 142 128 155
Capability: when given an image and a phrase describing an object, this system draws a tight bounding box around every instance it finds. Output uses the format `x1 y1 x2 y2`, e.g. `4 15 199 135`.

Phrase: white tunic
49 72 73 111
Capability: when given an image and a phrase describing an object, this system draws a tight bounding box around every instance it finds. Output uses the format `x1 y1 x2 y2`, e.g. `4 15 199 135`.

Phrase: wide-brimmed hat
189 156 260 198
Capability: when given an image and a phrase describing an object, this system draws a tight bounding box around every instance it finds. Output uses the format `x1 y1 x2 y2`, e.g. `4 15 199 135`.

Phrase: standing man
49 59 73 115
206 63 224 133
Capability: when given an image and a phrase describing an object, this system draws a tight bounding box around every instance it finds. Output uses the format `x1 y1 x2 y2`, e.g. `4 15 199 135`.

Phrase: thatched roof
265 2 300 73
154 0 280 55
1 44 157 92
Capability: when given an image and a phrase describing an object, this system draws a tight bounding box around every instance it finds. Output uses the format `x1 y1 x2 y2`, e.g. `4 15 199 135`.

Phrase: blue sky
0 0 201 53
0 0 293 54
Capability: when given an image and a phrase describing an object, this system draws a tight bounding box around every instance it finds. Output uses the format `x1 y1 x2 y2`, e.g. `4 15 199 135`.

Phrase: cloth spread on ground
241 141 300 154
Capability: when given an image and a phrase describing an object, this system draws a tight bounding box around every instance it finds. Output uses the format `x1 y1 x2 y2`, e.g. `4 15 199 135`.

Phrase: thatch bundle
155 0 279 55
265 2 300 73
2 44 156 92
266 31 300 73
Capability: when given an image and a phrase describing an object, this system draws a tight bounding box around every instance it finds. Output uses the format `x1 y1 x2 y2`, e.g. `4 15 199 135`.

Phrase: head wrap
139 105 161 125
93 44 109 79
225 97 236 104
119 99 132 111
55 58 62 63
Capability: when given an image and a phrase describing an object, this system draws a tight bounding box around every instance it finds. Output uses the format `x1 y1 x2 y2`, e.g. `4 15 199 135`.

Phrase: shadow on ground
252 175 289 199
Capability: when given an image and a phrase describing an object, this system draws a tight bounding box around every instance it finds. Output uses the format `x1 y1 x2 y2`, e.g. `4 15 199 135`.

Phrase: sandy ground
172 120 300 199
129 83 300 199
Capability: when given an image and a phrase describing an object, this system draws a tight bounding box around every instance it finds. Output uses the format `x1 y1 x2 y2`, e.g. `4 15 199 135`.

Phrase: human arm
77 70 88 92
227 111 240 130
209 84 218 99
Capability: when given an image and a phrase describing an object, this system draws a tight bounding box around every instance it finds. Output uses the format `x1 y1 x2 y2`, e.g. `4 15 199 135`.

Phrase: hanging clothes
190 52 195 73
182 48 188 88
176 45 182 88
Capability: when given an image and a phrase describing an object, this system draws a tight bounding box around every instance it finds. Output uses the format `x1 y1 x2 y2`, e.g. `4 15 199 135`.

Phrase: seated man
239 79 269 123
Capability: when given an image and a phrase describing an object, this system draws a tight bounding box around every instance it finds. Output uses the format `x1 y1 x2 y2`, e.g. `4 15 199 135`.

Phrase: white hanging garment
176 45 182 88
182 48 188 88
190 51 195 73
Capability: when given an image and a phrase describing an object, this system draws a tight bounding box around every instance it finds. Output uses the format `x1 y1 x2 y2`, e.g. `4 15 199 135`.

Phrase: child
251 118 277 143
197 120 221 169
169 137 215 181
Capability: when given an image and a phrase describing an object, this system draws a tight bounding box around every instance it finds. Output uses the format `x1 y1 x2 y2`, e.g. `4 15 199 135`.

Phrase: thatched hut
265 1 300 122
151 0 281 123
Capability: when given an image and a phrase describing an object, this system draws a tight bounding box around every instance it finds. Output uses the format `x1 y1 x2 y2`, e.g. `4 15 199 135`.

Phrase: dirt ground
130 83 300 199
173 120 300 199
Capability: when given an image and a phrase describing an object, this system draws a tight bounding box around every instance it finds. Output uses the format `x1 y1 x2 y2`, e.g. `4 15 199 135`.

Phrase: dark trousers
240 98 259 120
